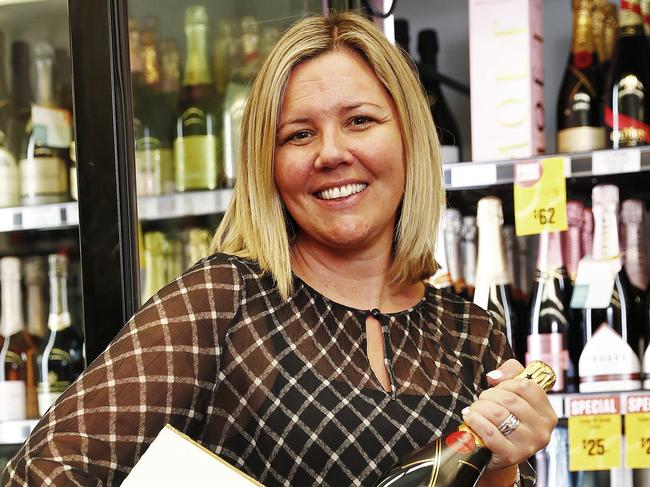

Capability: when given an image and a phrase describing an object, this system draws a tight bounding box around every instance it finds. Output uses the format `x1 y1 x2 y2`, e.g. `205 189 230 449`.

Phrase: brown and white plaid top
2 253 534 486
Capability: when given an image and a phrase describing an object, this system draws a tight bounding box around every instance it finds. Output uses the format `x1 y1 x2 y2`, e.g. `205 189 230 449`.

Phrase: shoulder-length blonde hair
210 11 444 299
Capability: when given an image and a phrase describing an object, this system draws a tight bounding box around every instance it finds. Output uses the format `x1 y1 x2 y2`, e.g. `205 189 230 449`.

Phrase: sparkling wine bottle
526 231 572 393
373 361 556 487
564 200 585 282
0 32 19 208
556 0 605 153
581 207 594 257
444 209 467 298
461 216 477 300
579 185 642 392
604 0 650 148
473 197 523 362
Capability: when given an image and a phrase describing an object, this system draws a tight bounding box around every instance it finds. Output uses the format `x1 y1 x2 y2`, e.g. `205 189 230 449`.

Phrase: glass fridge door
125 1 324 308
0 0 83 467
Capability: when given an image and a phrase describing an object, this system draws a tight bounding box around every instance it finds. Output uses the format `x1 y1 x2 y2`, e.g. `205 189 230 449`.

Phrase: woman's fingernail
461 407 470 416
487 370 503 380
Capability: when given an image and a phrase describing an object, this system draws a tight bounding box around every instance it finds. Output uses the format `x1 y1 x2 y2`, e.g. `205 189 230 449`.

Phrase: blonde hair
210 11 445 299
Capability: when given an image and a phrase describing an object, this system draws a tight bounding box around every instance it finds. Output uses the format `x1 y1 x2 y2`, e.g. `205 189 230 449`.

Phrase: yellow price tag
568 397 621 472
625 395 650 469
513 156 568 236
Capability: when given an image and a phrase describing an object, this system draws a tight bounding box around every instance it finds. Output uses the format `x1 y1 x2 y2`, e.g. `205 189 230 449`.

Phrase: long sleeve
2 255 242 486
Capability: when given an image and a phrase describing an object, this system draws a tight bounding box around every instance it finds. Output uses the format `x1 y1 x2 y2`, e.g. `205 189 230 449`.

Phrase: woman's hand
462 359 558 475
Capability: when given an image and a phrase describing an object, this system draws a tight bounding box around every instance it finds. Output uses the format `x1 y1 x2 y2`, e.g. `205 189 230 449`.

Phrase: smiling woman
3 11 555 487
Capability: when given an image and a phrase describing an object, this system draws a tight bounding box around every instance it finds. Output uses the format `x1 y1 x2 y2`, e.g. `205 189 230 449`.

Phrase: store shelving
0 201 78 232
137 189 233 222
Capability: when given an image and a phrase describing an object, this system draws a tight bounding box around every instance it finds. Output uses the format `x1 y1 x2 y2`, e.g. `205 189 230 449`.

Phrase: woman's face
274 47 405 253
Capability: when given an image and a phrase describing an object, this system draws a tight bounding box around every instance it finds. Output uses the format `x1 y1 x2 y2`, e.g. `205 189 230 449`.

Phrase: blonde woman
3 12 555 487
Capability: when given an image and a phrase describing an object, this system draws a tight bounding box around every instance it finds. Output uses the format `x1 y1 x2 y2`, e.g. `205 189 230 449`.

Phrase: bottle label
620 0 643 28
174 135 219 191
0 381 27 422
557 126 605 153
0 147 20 208
19 156 68 198
37 379 70 416
136 143 173 196
604 80 650 147
579 323 642 392
31 105 72 148
526 333 569 392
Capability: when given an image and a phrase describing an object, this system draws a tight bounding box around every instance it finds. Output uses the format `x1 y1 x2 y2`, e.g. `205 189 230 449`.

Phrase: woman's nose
314 129 352 170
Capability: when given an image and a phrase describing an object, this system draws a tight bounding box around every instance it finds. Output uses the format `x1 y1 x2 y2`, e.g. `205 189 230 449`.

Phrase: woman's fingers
485 359 524 386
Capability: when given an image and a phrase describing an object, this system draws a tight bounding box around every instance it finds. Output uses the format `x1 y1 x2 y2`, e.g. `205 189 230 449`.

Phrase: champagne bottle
621 199 649 360
223 16 260 188
473 197 523 362
581 207 594 257
0 32 19 208
213 20 234 98
0 257 37 421
37 254 84 415
417 29 462 163
186 228 211 266
444 209 467 298
579 185 642 392
592 0 607 68
431 209 453 292
8 41 31 165
602 2 619 75
373 361 556 487
142 231 168 303
25 257 48 343
19 42 70 205
461 216 477 300
526 231 572 392
174 6 221 192
166 238 184 282
134 18 174 197
557 0 605 153
603 0 650 148
564 200 585 282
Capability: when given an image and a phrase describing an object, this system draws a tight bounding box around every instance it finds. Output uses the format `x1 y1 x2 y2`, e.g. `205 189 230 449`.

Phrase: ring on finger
497 413 520 437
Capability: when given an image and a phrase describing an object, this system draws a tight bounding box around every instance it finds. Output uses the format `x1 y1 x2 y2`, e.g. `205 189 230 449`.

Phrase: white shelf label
592 149 641 175
450 163 497 188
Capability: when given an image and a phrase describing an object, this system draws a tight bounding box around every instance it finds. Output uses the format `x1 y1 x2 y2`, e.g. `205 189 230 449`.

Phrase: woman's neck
290 233 424 313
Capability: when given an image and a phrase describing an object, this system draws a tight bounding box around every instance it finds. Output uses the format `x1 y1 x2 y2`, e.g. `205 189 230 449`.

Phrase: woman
2 12 556 487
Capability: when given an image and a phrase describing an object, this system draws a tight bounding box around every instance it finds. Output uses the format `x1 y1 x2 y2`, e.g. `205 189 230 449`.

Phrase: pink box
469 0 545 161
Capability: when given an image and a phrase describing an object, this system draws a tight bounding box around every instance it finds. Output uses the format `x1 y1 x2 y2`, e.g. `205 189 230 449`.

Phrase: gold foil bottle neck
515 360 557 392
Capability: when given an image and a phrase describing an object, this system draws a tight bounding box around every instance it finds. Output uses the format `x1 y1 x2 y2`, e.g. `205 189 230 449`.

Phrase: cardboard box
469 0 545 161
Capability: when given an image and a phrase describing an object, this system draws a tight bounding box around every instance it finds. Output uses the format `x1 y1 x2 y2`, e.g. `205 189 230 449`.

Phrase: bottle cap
566 200 584 226
185 5 208 26
145 231 167 253
48 254 68 277
476 196 504 226
621 199 645 224
592 184 619 205
0 256 20 280
33 42 54 60
24 257 46 284
444 208 461 234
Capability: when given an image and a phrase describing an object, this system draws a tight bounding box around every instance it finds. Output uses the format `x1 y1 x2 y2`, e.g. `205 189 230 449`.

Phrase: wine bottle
417 29 462 163
579 185 642 392
37 254 84 415
19 42 70 205
430 210 453 292
581 207 594 257
25 257 48 343
527 231 572 393
602 3 619 78
557 0 605 153
0 32 19 208
223 16 260 188
592 0 607 69
142 231 168 304
134 18 174 197
461 216 477 300
621 199 650 360
444 209 467 298
473 197 523 362
373 361 556 487
186 228 211 267
603 0 650 148
174 6 221 192
166 238 184 282
1 257 40 420
8 41 32 165
564 200 585 282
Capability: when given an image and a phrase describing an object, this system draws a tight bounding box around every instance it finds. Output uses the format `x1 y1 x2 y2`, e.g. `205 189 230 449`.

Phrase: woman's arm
1 256 241 486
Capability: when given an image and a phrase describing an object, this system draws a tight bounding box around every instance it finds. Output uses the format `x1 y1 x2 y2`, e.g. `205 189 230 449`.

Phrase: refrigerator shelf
0 201 78 232
137 189 234 222
443 147 650 190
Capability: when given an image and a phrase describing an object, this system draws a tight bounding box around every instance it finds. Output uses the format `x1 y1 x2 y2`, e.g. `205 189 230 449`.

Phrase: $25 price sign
568 396 621 472
513 156 568 236
625 394 650 469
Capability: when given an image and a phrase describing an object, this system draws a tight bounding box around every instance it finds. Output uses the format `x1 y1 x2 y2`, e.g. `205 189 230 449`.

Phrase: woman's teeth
316 183 367 200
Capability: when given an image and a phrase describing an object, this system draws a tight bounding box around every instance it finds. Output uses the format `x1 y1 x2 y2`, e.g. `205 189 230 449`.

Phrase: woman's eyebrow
278 102 384 130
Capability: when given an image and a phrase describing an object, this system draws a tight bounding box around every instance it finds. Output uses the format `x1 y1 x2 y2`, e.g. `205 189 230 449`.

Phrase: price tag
513 156 568 236
625 395 650 469
568 396 622 471
592 148 641 175
450 163 496 188
570 256 619 309
31 105 72 149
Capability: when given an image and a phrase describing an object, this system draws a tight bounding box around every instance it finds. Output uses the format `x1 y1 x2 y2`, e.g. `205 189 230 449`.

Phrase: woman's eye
288 130 311 142
350 116 371 127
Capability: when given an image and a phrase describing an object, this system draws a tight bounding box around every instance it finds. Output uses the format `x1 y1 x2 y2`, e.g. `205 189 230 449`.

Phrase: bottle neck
183 24 211 86
144 248 167 297
142 43 161 89
476 220 510 285
444 229 463 284
0 274 24 337
48 274 71 331
12 60 32 112
623 221 649 290
565 225 583 281
592 203 622 269
26 280 47 338
620 0 643 29
35 56 54 107
537 231 566 273
571 0 595 67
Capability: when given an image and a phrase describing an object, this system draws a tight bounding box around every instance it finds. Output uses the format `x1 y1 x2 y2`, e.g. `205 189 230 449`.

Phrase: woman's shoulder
424 284 493 334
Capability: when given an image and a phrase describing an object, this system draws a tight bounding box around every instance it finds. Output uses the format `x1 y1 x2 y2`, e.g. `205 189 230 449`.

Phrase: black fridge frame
68 0 140 364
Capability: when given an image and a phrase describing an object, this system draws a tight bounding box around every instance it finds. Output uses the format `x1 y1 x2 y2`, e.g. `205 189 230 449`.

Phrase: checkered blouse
3 253 534 486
